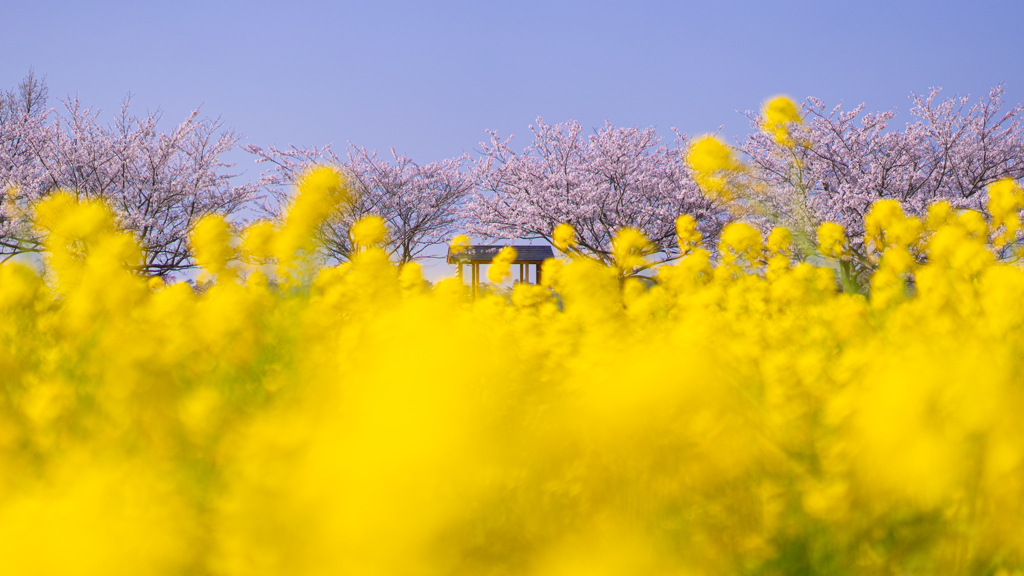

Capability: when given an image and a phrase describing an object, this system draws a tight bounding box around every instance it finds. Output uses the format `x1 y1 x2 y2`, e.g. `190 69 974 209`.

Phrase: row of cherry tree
2 70 1023 278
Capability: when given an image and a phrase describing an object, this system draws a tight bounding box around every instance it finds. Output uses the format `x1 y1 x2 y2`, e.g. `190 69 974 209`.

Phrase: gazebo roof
446 245 555 265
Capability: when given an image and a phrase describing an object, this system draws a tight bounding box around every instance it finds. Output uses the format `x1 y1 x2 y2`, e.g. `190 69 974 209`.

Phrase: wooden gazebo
447 245 555 297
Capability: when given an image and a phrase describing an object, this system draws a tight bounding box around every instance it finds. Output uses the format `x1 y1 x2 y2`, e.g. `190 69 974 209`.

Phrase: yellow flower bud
241 220 276 262
816 222 848 259
675 215 701 252
191 214 234 277
612 228 653 272
762 96 802 147
767 227 793 256
987 178 1023 246
686 136 739 197
552 223 577 253
350 215 387 249
487 246 517 283
449 234 471 254
719 221 764 265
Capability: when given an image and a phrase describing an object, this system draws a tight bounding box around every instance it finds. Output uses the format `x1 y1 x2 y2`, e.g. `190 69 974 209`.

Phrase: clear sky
4 0 1023 278
6 0 1023 170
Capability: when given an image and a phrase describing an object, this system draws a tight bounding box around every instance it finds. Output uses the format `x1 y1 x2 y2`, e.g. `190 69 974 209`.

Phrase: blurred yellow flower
816 222 848 259
686 136 739 197
719 221 764 265
762 96 802 146
350 215 388 248
675 214 701 252
612 227 652 272
4 187 1024 576
487 245 518 283
449 234 471 254
552 223 578 253
191 214 234 278
767 226 793 256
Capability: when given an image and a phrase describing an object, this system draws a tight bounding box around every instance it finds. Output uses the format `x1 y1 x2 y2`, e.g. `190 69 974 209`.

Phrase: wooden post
536 263 542 286
472 264 479 298
457 263 463 283
519 263 525 283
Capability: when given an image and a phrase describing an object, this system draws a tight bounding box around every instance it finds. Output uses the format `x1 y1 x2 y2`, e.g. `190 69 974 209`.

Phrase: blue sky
6 0 1023 176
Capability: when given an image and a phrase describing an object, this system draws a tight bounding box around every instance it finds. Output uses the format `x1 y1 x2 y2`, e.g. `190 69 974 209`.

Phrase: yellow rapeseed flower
958 210 989 240
816 222 848 259
273 165 350 268
675 215 701 252
350 215 388 249
612 228 653 272
719 221 764 265
191 214 234 278
240 220 276 263
686 136 739 197
487 246 517 283
767 226 793 256
449 234 471 254
762 96 802 147
865 199 921 253
987 178 1023 247
926 200 953 231
552 223 578 253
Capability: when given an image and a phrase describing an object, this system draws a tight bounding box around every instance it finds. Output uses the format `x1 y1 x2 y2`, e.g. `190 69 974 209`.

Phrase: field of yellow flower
2 167 1024 576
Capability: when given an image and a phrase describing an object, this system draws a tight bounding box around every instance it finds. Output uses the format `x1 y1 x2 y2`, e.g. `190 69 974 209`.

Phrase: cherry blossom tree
0 72 256 276
0 70 53 256
466 118 724 268
246 143 473 265
741 85 1024 273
